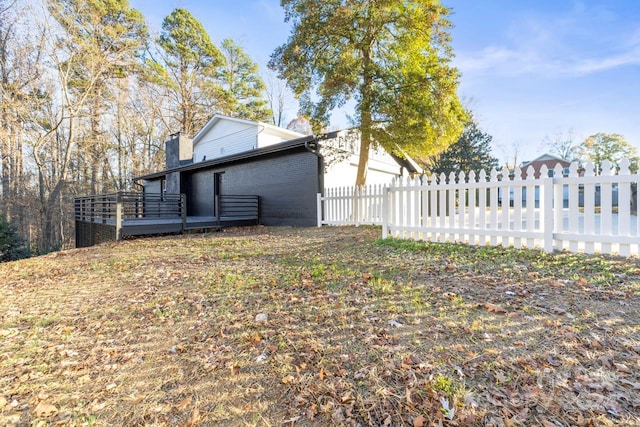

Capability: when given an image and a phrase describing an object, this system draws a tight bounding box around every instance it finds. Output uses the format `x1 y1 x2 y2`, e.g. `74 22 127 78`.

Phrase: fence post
542 174 554 252
115 192 123 241
382 186 390 238
354 186 360 227
317 193 322 227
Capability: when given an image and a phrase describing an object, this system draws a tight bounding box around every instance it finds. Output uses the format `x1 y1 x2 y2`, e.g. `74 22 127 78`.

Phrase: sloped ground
0 226 639 426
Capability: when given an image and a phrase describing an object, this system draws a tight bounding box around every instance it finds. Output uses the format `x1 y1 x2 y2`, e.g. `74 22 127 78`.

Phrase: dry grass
1 226 639 426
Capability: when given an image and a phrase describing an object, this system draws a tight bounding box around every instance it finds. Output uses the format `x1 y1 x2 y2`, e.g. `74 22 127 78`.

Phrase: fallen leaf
34 402 58 417
413 414 426 427
341 391 354 403
281 374 295 384
388 319 404 328
546 355 561 367
186 407 200 426
92 401 107 411
620 379 640 389
485 303 507 314
614 363 632 373
540 416 557 427
319 367 328 381
176 396 192 411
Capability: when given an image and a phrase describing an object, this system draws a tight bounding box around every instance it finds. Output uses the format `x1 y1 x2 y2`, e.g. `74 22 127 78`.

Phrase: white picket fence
318 159 640 256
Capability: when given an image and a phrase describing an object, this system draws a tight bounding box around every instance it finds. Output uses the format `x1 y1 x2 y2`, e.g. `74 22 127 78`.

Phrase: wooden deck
75 192 259 247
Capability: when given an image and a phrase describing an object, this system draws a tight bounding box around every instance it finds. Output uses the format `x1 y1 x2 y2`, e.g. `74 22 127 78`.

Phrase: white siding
322 131 405 188
323 153 401 188
193 121 257 162
257 132 293 148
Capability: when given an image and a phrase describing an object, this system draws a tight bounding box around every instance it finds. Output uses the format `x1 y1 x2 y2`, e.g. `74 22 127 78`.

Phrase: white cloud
454 4 640 78
572 48 640 74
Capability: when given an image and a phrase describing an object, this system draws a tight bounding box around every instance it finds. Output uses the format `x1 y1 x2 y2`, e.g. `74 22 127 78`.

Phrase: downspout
304 137 324 196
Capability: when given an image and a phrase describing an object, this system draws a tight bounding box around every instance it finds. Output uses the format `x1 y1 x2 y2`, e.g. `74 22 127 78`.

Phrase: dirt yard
1 226 639 426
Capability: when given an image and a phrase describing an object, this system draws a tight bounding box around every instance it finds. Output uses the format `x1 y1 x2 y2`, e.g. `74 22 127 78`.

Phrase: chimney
164 132 193 194
165 132 193 169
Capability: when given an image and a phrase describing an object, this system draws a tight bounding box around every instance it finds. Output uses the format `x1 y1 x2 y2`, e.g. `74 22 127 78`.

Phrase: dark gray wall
166 171 181 194
185 150 320 226
144 179 162 194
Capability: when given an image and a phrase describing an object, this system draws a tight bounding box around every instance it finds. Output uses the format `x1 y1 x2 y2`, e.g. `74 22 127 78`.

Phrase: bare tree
497 141 522 174
264 70 295 127
0 0 46 243
545 130 577 161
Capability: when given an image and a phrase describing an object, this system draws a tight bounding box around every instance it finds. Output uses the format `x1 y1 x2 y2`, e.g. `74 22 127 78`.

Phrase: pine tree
219 39 271 121
428 117 498 178
0 217 30 262
146 8 226 137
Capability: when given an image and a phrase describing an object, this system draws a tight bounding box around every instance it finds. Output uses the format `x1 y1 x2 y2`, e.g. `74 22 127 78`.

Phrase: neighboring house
519 153 571 179
135 115 419 227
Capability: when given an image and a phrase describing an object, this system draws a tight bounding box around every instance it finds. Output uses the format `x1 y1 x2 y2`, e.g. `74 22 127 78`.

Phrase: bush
0 217 30 262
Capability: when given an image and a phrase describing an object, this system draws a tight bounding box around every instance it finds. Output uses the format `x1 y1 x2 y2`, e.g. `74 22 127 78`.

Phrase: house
519 153 571 179
135 115 420 227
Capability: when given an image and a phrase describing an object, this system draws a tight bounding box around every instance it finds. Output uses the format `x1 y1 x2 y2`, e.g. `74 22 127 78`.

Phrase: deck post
215 195 221 226
180 193 187 232
317 193 322 227
115 192 123 241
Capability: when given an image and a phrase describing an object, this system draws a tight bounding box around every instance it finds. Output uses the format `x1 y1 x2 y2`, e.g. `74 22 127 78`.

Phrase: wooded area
0 0 273 254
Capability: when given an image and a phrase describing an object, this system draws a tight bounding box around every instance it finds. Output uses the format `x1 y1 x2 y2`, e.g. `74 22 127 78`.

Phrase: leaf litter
0 226 639 426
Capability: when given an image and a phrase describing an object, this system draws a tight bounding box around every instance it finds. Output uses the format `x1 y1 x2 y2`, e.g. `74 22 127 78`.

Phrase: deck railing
75 192 261 247
75 192 186 242
218 195 260 220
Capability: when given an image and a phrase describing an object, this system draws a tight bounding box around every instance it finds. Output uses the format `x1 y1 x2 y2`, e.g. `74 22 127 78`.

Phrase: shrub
0 217 30 262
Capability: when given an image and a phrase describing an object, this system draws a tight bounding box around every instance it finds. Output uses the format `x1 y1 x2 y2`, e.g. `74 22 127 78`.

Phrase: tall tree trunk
0 119 10 219
355 50 373 187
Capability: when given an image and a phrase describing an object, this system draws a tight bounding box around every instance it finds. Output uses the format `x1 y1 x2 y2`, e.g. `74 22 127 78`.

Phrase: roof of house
192 114 306 146
521 153 570 166
137 119 423 181
136 134 318 181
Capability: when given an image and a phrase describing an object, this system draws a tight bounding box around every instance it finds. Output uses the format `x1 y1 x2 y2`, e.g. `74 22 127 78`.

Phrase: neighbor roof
521 153 570 165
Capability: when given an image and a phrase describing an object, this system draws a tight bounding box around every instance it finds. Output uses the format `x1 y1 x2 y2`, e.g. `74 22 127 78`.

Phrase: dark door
187 171 214 217
186 171 224 217
213 172 222 217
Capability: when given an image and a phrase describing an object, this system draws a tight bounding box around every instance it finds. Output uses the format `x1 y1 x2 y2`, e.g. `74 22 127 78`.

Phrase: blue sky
130 0 640 165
